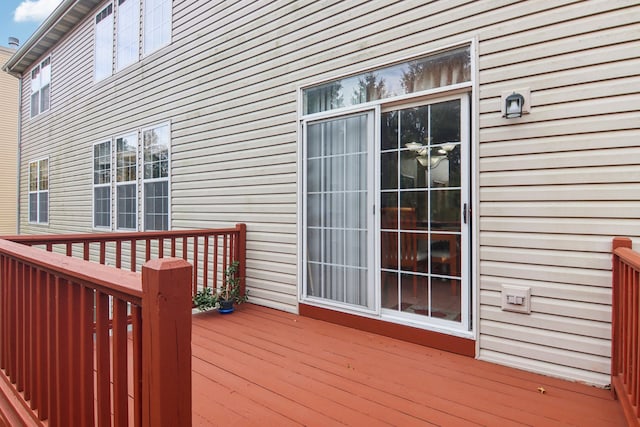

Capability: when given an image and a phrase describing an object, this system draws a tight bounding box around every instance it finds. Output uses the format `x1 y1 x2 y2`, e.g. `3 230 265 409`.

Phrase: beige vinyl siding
15 0 639 384
476 1 640 386
0 48 18 235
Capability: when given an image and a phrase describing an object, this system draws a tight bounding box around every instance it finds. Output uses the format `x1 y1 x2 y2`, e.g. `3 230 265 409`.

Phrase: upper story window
29 158 49 224
95 0 171 81
30 57 51 118
143 0 171 55
95 4 114 81
117 0 140 71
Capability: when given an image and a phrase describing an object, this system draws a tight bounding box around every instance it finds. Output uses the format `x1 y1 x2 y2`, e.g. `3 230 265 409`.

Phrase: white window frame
142 0 171 56
28 158 49 225
116 0 140 71
30 57 51 118
141 122 171 231
93 141 112 230
94 3 114 82
115 133 139 230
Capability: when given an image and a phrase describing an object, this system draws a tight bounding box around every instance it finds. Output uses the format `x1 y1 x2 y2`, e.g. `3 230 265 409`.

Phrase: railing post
141 258 192 427
236 224 247 296
611 237 632 399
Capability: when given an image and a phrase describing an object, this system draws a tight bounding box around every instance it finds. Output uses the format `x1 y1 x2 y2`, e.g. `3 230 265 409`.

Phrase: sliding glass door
302 95 470 330
304 112 375 310
379 96 469 326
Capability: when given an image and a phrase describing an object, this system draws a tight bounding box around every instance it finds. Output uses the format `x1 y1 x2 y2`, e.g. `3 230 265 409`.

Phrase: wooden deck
192 304 626 426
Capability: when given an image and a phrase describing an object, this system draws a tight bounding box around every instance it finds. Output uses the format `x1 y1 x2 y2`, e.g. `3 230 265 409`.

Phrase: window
95 0 171 80
30 57 51 117
92 123 170 231
116 0 140 71
143 0 171 55
142 124 170 231
116 134 137 229
28 159 49 224
93 141 112 228
95 4 114 81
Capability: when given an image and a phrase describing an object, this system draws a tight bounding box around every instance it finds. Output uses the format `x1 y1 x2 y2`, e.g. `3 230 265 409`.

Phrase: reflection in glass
380 98 463 323
304 46 471 114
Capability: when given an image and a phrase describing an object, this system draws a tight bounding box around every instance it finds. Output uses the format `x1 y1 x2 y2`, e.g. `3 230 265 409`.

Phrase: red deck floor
191 304 626 426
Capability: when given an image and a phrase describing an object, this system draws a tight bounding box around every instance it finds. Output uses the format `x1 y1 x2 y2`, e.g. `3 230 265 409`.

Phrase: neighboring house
0 46 18 235
3 0 639 387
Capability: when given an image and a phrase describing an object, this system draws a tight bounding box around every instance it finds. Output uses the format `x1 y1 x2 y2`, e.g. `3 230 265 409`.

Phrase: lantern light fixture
504 92 525 119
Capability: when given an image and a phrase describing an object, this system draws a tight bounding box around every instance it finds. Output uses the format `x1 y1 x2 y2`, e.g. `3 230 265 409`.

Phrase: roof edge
3 0 78 75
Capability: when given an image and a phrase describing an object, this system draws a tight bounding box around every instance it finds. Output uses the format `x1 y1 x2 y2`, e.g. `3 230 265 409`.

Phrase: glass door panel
305 112 373 309
380 98 466 324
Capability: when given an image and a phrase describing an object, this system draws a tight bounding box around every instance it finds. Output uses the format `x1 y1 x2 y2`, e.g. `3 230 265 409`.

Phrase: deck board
192 304 626 426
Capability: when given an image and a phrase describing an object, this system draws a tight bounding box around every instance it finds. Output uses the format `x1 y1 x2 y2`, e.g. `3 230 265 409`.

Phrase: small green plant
192 286 218 312
220 261 248 304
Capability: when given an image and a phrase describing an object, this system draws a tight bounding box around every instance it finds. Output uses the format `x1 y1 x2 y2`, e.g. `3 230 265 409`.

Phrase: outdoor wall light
504 92 525 118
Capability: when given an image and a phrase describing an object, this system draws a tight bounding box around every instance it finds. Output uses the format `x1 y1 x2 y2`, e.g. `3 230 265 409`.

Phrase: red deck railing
0 225 247 426
612 237 640 427
4 224 247 298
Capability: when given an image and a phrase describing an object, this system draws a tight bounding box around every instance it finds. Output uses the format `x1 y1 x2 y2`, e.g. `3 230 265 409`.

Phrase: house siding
0 47 18 235
13 0 640 385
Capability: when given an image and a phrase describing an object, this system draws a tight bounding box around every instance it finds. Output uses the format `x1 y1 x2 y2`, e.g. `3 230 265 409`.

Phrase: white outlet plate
501 284 531 314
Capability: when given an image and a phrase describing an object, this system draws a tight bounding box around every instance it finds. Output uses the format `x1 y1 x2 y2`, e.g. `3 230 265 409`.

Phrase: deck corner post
610 237 632 398
141 258 193 427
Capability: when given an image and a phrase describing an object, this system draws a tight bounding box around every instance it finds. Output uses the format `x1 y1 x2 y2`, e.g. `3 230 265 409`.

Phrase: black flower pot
218 299 234 314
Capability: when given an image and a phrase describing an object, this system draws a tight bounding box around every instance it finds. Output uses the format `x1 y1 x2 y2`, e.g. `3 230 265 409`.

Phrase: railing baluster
69 282 82 426
222 234 228 280
99 241 106 265
203 236 209 289
37 270 48 421
83 242 89 261
159 238 164 258
182 237 187 260
54 276 71 427
79 285 94 426
25 266 34 406
132 305 142 427
116 240 122 269
96 291 111 427
46 272 57 427
145 239 151 262
213 235 218 288
113 298 128 427
171 237 176 257
15 262 24 391
131 239 137 272
193 236 198 294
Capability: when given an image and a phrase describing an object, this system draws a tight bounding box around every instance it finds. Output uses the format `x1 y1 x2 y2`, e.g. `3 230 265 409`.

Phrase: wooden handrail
1 225 247 298
611 237 640 427
0 239 192 426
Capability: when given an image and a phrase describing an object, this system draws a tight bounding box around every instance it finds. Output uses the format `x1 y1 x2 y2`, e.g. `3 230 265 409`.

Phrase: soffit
3 0 102 76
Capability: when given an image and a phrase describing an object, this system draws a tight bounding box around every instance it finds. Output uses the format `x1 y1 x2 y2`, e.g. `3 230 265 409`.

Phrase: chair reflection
381 207 459 298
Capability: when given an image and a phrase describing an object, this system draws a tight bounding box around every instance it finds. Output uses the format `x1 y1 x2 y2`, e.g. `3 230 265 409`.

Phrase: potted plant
193 286 218 312
217 261 248 313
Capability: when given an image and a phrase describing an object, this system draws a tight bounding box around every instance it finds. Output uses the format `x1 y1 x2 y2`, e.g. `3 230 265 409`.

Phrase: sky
0 0 62 49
